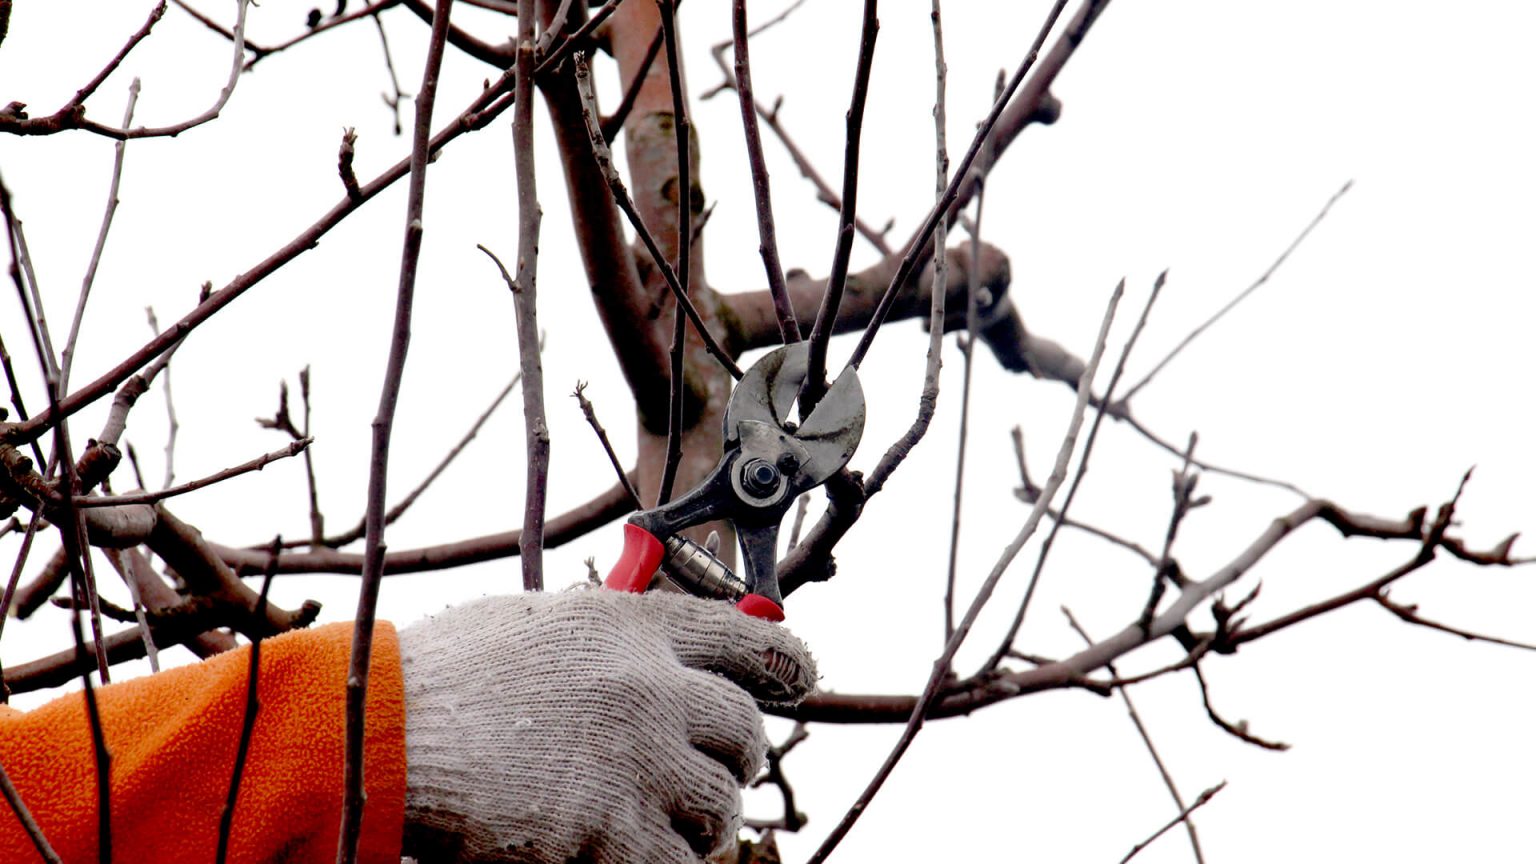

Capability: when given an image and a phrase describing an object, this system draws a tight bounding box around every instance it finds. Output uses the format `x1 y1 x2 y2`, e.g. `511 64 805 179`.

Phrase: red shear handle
606 524 786 621
735 593 784 622
605 524 666 594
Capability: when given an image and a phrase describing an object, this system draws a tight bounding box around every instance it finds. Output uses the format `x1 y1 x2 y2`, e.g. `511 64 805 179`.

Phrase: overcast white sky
2 2 1534 862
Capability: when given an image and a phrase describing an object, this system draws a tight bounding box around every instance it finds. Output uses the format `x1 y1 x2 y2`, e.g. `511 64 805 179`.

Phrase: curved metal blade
725 343 865 488
725 343 808 434
791 366 864 486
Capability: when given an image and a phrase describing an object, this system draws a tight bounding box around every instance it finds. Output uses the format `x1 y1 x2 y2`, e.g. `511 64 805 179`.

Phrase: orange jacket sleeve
0 621 406 864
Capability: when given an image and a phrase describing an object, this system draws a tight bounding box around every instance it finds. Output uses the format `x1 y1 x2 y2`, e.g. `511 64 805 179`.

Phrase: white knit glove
397 588 817 863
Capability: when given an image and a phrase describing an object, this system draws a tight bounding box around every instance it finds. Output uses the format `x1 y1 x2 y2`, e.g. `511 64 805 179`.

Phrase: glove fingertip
756 640 818 705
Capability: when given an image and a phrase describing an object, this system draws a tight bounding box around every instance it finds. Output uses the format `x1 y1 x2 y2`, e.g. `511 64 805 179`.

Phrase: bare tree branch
318 365 530 548
1374 591 1536 651
728 0 798 344
984 273 1162 670
572 54 743 381
1065 607 1206 864
215 537 281 864
214 477 637 575
799 0 879 411
573 383 642 508
847 0 1069 369
1118 782 1225 864
0 756 61 863
805 278 1121 863
338 0 456 855
59 80 140 393
4 63 524 449
1119 180 1353 404
73 439 311 508
654 0 693 508
3 0 249 140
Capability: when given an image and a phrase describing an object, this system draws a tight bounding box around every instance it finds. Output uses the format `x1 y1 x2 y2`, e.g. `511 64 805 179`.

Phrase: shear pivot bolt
740 459 782 497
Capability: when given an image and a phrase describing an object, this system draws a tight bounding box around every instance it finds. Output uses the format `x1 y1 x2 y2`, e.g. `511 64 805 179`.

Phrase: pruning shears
605 343 865 621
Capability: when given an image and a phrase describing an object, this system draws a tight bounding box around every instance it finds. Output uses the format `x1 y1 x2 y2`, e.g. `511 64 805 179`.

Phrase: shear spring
661 535 746 602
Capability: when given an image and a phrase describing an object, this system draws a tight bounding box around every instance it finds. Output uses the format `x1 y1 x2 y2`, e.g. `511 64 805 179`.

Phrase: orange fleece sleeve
0 621 406 864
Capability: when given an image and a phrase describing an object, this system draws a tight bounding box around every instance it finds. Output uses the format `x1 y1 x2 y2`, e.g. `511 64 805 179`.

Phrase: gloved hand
396 588 817 863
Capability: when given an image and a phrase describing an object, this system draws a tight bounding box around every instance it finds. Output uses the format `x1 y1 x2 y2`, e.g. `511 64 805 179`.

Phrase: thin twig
1227 477 1470 650
1118 409 1308 497
372 12 410 134
5 62 525 448
298 367 324 544
707 1 893 257
144 308 179 488
3 176 112 682
800 0 879 413
847 0 1068 369
1011 426 1158 565
11 220 60 384
657 303 687 506
270 0 399 64
1119 180 1353 403
215 478 638 576
77 633 111 864
103 548 160 672
477 251 547 590
534 0 623 76
730 0 798 344
1374 591 1536 651
746 723 810 832
854 3 953 500
46 382 113 862
78 0 250 140
216 537 281 864
74 3 166 106
655 0 691 508
943 190 978 645
0 329 44 467
533 0 577 56
320 366 531 548
174 0 397 69
1064 608 1206 864
985 272 1165 671
573 382 642 507
59 79 141 393
1118 782 1226 864
74 438 312 507
938 75 1008 619
511 0 548 595
96 311 187 453
1137 433 1202 634
931 0 960 647
777 485 1508 724
0 512 44 699
0 758 61 863
786 493 810 550
571 54 743 381
805 279 1122 863
1192 665 1289 751
337 0 455 858
599 24 662 143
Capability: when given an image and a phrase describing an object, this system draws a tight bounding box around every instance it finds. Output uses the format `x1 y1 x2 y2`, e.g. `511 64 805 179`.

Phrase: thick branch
214 476 637 575
724 240 1012 355
534 21 670 422
776 493 1515 724
4 62 524 448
